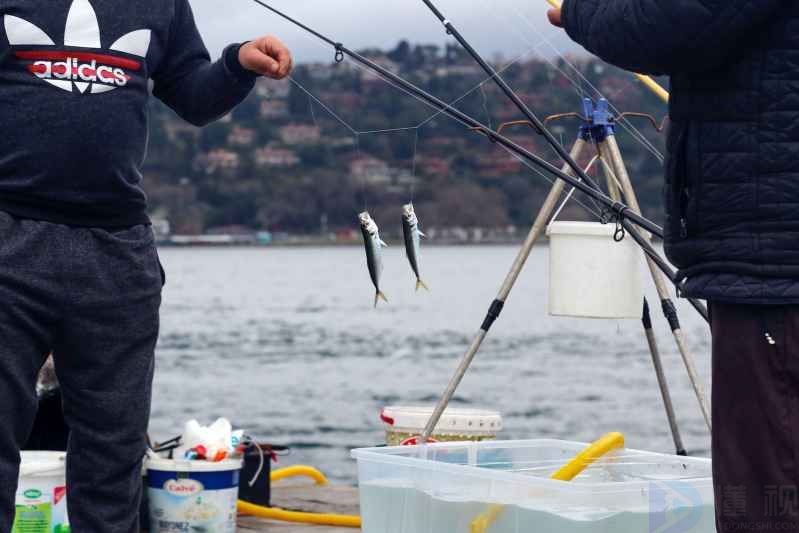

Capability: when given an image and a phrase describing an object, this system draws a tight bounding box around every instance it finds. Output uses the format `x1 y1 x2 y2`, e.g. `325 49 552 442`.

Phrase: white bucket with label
547 221 643 319
146 458 242 533
15 451 69 533
380 406 502 446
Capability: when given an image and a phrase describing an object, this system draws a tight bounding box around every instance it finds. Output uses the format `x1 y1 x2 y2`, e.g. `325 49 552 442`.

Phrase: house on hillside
349 156 391 186
255 77 290 99
477 152 522 178
279 124 322 145
260 99 290 119
227 126 256 147
196 149 240 174
359 56 400 86
254 146 300 168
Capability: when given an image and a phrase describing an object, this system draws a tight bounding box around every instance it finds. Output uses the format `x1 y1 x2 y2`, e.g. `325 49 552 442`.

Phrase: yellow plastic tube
470 432 626 533
237 500 362 528
237 465 360 528
545 0 670 103
270 465 329 486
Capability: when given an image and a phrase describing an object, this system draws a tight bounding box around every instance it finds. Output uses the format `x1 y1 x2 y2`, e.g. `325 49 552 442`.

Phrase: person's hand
239 35 293 79
547 8 563 28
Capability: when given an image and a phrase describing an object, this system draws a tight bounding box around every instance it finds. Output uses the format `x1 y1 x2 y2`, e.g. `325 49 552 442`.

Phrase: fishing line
501 4 666 163
287 76 358 136
479 85 493 130
504 9 651 140
246 0 673 251
352 133 368 211
548 155 601 225
488 0 587 102
410 129 419 202
500 144 604 220
414 46 542 129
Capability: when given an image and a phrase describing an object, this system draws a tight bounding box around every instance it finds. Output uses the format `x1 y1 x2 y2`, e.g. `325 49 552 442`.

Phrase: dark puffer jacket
562 0 799 304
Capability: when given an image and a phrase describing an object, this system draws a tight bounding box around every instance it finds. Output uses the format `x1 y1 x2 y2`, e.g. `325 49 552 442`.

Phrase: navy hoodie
0 0 256 227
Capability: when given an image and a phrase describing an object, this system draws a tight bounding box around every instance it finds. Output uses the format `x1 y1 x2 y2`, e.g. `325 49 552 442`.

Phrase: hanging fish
401 203 429 291
359 211 388 307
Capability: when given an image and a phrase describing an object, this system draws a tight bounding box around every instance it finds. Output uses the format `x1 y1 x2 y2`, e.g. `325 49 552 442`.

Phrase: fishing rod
418 0 707 324
418 0 711 439
249 0 689 281
422 0 709 328
247 0 712 436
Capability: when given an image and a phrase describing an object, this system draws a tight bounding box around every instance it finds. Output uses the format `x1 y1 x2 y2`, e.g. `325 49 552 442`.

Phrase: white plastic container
146 458 242 533
15 451 69 533
547 221 643 319
380 406 502 445
352 439 714 533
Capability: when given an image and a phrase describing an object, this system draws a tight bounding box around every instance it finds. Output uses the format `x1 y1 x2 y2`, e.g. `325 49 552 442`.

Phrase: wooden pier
238 485 361 532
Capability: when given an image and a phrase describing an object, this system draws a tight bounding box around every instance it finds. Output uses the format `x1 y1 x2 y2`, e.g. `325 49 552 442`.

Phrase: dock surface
238 485 361 532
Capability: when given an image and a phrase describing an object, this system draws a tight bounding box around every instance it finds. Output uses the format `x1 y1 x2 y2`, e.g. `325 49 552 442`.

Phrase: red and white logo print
4 0 151 93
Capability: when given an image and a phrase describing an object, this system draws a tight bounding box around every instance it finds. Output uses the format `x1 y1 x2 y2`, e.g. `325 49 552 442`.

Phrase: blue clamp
578 98 615 142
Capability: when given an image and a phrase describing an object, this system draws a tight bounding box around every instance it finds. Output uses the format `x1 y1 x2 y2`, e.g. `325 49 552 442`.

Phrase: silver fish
359 211 388 306
402 203 428 291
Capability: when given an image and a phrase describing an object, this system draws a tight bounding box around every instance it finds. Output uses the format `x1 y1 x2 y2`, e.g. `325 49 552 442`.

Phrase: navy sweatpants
712 303 799 533
0 212 163 532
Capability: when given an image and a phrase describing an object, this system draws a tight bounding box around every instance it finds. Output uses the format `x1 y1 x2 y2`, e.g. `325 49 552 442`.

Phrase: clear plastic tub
351 439 715 533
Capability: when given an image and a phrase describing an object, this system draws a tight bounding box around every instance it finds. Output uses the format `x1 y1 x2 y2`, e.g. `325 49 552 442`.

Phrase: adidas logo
3 0 151 94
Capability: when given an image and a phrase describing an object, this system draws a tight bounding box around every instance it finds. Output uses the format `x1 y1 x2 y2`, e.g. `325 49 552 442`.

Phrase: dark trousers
712 303 799 533
0 212 163 532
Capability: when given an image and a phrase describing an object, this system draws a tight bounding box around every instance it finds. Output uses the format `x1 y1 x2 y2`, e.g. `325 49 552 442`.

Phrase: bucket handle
546 155 600 235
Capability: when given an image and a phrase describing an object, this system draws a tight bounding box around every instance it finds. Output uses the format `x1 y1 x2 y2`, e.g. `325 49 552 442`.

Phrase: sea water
359 479 716 533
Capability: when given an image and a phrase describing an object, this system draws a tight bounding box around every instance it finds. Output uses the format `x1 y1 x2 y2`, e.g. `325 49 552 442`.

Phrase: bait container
145 457 242 533
14 451 69 533
547 221 643 319
352 439 714 533
380 406 502 446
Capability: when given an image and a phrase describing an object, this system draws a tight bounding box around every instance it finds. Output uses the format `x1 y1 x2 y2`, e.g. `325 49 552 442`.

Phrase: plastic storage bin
352 439 714 533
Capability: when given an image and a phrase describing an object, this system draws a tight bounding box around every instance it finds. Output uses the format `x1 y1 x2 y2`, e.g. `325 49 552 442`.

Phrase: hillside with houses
143 41 668 243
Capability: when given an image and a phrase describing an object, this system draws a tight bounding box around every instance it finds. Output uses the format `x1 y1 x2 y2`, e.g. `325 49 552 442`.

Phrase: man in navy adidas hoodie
0 0 291 530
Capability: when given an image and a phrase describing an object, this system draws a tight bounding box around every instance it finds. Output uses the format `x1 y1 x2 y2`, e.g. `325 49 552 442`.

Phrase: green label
22 490 41 499
13 502 51 533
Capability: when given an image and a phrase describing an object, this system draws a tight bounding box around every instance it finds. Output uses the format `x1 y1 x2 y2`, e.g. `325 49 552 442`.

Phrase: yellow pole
545 0 670 103
470 432 626 533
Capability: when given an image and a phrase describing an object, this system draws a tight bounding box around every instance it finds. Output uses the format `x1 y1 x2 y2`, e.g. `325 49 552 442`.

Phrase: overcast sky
189 0 583 63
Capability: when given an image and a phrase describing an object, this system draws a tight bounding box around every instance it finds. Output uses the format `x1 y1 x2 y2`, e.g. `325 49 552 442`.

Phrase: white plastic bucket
15 451 69 533
547 221 643 319
146 458 242 533
380 406 502 446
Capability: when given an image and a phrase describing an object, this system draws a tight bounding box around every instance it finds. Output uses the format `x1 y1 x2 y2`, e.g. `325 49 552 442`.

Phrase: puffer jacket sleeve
561 0 785 75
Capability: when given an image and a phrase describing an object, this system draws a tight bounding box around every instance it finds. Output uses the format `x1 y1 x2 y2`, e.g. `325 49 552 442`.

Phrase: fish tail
416 279 429 292
375 291 388 307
